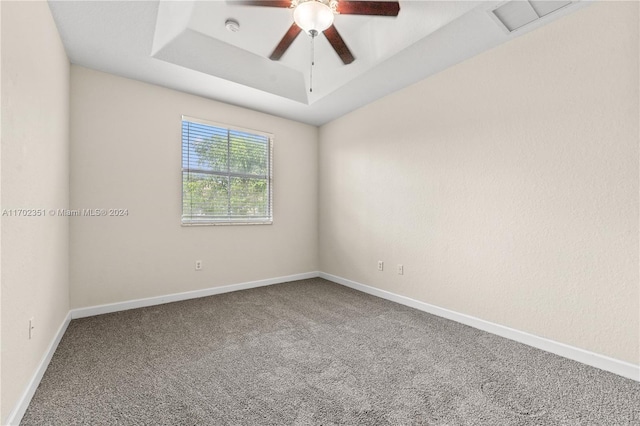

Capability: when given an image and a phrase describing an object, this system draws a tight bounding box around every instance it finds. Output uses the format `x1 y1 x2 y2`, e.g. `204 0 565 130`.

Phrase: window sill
181 220 273 227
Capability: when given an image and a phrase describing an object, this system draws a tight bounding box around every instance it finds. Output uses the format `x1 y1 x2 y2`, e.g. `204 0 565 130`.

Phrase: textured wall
70 66 318 309
1 2 70 422
0 1 3 421
319 1 639 364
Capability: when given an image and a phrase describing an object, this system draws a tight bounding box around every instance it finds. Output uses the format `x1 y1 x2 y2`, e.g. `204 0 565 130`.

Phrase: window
181 116 273 225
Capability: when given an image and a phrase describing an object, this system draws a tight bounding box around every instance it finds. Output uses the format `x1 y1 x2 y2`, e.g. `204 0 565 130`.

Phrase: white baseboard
71 271 320 319
7 272 320 425
319 272 640 382
8 270 637 426
5 312 71 426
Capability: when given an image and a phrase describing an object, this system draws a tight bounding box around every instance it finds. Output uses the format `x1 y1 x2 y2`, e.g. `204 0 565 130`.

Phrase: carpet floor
22 278 640 425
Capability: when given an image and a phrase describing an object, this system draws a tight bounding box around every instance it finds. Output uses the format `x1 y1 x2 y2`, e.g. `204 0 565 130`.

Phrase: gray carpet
21 278 640 425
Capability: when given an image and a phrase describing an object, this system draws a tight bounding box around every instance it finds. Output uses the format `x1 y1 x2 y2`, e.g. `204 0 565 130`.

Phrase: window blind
182 116 273 225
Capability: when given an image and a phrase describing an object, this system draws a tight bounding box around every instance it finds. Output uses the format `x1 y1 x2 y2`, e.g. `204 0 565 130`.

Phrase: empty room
1 0 639 424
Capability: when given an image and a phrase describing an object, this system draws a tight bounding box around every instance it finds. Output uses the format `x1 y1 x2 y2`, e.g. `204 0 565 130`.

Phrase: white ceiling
48 0 591 126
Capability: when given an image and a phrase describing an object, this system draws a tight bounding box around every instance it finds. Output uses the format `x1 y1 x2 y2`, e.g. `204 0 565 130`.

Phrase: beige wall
0 1 3 421
1 1 70 423
70 66 318 308
319 1 639 364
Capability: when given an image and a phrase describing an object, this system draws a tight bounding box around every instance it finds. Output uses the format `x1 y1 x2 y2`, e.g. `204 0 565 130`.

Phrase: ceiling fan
235 0 401 65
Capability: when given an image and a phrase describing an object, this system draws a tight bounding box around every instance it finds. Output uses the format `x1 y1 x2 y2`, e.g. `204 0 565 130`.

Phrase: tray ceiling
48 0 590 125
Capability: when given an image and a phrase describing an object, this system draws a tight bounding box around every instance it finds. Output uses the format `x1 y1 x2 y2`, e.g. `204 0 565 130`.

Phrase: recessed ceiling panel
153 29 308 103
179 1 481 102
529 0 572 17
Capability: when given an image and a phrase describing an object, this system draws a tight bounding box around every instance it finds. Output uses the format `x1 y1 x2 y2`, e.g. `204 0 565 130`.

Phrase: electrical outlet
195 260 202 271
378 260 384 271
29 317 34 340
397 264 404 275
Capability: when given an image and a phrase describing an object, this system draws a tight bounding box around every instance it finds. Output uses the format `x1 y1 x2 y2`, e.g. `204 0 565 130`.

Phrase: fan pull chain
309 30 317 93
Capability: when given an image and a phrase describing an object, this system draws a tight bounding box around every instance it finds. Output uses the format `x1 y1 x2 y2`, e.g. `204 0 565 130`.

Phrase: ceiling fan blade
270 23 302 60
323 25 355 65
337 1 400 16
232 0 291 7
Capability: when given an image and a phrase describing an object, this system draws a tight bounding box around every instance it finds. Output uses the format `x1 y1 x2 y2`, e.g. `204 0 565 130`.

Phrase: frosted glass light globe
294 1 334 35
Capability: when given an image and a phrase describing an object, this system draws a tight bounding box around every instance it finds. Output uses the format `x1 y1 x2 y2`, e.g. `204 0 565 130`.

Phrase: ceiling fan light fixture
293 0 335 35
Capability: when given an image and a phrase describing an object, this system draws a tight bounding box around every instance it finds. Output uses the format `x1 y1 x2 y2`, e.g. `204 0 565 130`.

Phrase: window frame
181 115 273 226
